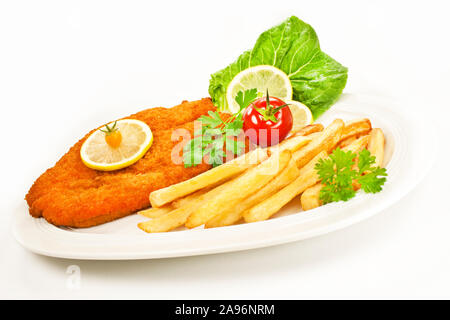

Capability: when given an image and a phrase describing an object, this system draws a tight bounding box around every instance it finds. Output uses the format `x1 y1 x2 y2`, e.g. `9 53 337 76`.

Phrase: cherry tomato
101 121 123 148
105 130 122 148
242 94 293 147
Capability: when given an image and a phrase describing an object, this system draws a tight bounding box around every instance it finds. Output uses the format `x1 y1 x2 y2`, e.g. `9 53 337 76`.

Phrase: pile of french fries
138 118 385 233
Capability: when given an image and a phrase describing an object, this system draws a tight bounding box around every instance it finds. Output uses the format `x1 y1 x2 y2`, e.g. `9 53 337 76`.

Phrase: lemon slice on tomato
80 119 153 171
287 100 314 131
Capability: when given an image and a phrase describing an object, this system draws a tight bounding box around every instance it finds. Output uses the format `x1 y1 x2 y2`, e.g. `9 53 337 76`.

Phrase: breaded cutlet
26 98 216 227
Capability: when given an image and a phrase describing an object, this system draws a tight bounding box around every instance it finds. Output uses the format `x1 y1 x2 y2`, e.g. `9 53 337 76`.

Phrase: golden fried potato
342 135 370 153
367 128 385 167
205 158 300 228
186 150 292 229
293 119 344 168
150 148 268 207
300 183 324 211
292 123 324 137
338 136 357 149
138 173 244 232
269 135 312 154
138 206 174 219
138 206 193 233
171 187 212 208
243 151 327 223
139 186 214 221
339 118 372 142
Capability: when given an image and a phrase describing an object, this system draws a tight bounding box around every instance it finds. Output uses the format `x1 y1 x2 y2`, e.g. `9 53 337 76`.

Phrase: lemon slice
226 65 293 113
80 119 153 171
287 100 314 131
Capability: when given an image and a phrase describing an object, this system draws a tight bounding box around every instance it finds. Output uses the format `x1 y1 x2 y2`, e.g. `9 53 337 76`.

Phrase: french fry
342 135 370 153
186 150 292 229
269 135 311 154
367 128 385 167
171 187 212 208
338 136 356 148
149 148 268 207
139 186 213 219
138 206 174 219
205 158 300 228
300 183 323 211
243 151 327 223
138 174 245 233
303 132 322 140
138 206 194 233
339 118 372 142
292 119 344 168
338 119 371 148
268 123 324 155
293 123 324 137
300 135 371 211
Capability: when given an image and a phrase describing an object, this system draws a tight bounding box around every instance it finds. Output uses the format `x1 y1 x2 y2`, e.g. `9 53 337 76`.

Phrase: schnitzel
26 98 216 228
26 98 216 227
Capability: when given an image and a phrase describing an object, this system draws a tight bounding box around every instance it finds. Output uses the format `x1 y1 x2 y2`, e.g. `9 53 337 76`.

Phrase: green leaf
235 88 258 111
357 149 376 174
199 111 223 128
357 168 387 193
315 158 336 185
329 148 357 171
183 137 203 168
316 149 357 204
224 120 243 136
356 149 387 193
208 16 348 118
203 135 225 167
205 144 225 167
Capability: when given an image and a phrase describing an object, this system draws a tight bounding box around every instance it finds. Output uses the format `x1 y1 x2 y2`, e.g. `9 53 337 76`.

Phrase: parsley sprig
183 88 258 168
315 148 387 204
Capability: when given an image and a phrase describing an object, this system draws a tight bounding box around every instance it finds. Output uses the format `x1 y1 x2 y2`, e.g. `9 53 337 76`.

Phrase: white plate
12 94 436 260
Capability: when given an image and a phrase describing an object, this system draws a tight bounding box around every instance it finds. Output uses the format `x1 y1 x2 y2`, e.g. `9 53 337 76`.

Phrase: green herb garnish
356 149 388 193
315 148 387 204
183 89 258 168
235 88 258 114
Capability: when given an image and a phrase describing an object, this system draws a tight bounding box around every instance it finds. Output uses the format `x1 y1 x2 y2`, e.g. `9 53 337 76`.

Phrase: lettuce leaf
208 16 348 118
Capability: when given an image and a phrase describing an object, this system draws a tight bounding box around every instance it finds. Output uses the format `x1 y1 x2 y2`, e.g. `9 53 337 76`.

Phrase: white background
1 0 449 299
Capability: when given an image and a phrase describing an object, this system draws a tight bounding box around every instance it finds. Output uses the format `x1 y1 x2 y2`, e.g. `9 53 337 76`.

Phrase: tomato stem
254 89 290 122
100 121 119 136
